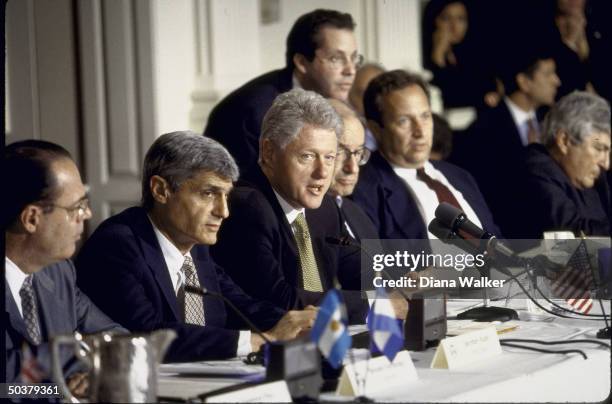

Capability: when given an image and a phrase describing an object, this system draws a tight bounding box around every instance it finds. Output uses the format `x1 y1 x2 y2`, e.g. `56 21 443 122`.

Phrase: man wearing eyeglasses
204 9 363 176
326 99 378 244
211 89 368 324
4 140 125 388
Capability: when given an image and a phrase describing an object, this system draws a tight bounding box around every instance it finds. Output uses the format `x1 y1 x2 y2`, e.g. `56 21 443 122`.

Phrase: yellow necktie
293 213 323 292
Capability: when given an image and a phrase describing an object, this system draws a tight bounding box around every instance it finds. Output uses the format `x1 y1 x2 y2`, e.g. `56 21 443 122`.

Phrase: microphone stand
428 219 519 322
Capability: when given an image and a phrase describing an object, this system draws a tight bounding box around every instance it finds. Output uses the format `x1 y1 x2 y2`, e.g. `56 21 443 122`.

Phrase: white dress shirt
335 195 356 239
5 257 29 317
149 217 252 356
392 161 483 239
505 97 538 147
273 189 305 232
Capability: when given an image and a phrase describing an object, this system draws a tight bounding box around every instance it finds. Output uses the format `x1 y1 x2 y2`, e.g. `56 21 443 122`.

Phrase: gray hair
542 91 611 148
260 89 343 154
141 131 239 210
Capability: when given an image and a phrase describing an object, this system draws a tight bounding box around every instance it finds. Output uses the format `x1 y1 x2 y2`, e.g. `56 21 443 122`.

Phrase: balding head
328 99 369 197
349 63 385 116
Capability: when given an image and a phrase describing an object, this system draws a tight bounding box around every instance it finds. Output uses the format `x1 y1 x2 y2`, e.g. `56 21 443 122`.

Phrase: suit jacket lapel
133 209 182 320
34 269 64 340
5 281 30 342
373 153 423 238
250 169 299 258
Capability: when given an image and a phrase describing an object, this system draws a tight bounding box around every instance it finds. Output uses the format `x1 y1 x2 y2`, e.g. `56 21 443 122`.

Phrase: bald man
327 99 379 243
348 63 385 151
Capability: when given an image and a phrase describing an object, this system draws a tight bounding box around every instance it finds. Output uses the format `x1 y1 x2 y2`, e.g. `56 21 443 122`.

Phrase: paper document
159 358 265 376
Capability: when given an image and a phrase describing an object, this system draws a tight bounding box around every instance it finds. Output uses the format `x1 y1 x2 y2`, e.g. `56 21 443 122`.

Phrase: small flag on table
367 288 404 361
310 289 351 369
551 239 595 314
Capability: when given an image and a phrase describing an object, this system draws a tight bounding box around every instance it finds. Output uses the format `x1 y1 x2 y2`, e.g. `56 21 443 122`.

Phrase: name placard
431 326 501 369
337 350 418 397
204 380 292 403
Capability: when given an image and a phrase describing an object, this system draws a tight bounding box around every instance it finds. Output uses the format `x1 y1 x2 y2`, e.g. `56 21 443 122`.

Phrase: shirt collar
273 189 305 225
148 216 191 276
391 161 434 180
505 97 536 127
5 256 28 293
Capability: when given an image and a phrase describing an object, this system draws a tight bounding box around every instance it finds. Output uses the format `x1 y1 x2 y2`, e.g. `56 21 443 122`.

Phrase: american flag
19 343 45 383
551 239 594 314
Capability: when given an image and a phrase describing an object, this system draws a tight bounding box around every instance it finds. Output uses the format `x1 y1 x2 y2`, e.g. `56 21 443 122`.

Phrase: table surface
157 299 611 403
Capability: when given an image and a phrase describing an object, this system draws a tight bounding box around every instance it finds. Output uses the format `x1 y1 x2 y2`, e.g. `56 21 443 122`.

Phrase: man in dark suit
451 46 561 238
352 70 501 242
204 9 362 175
76 132 316 363
211 89 368 323
4 140 125 390
524 91 611 238
327 99 378 243
326 99 408 319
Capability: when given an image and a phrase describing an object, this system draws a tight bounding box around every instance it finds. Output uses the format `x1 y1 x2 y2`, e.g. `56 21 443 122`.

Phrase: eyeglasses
45 198 91 220
317 53 364 70
337 146 371 166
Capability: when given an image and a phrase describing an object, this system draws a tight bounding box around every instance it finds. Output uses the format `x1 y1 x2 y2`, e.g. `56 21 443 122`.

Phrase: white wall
258 0 365 73
152 0 198 134
145 0 426 133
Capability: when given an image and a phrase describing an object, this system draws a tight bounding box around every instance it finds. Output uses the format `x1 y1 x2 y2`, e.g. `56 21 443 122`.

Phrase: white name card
431 326 501 369
204 380 292 403
337 350 418 397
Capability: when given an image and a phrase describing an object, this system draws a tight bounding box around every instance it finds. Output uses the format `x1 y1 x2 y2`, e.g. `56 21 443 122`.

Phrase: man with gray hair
524 91 611 237
211 89 368 323
76 131 316 362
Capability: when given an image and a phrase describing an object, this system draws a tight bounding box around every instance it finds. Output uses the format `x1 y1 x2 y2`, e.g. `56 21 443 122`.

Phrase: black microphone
434 202 518 263
430 211 563 278
428 218 483 256
325 235 413 302
184 284 272 344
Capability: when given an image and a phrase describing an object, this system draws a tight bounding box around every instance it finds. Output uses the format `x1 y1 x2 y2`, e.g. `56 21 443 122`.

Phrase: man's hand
266 306 318 340
250 306 318 352
389 290 409 320
66 372 89 399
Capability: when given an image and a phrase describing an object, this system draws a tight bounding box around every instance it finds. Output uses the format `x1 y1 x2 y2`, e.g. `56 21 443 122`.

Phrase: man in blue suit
76 132 316 363
4 140 125 391
204 9 363 175
352 70 501 242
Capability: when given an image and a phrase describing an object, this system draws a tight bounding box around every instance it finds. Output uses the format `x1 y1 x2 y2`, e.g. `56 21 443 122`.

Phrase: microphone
428 218 483 256
434 203 519 264
186 288 324 400
325 235 413 302
184 284 272 344
430 207 564 277
325 235 352 247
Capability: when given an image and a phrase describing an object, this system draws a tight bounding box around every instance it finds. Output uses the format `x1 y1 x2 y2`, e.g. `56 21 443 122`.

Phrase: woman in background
422 0 500 109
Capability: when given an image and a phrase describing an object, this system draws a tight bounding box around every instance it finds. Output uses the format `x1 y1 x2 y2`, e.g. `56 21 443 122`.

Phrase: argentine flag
367 288 404 361
310 290 351 369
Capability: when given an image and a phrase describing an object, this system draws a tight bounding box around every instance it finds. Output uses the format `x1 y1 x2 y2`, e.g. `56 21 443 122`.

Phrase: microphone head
325 235 352 246
185 284 208 296
428 218 455 240
435 202 465 229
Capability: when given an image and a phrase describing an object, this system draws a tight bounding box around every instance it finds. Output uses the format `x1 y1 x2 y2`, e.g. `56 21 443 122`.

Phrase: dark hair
421 0 471 70
363 70 431 127
141 131 239 210
285 9 355 69
3 140 73 229
497 42 554 95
